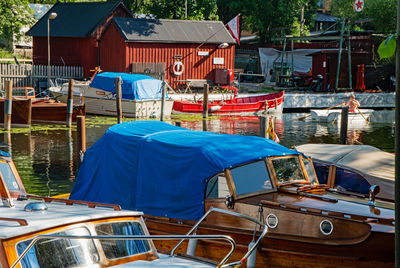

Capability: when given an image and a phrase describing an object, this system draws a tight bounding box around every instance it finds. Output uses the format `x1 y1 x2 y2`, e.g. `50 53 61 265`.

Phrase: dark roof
315 12 339 23
26 1 129 37
111 17 236 44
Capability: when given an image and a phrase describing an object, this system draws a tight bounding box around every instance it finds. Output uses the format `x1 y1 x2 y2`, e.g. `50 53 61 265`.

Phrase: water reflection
1 110 394 196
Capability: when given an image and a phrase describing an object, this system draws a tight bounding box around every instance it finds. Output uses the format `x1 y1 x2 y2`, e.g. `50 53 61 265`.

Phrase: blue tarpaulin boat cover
70 121 300 220
89 72 163 100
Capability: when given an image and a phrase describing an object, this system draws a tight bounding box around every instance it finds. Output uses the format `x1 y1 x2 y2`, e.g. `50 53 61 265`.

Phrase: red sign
353 0 364 12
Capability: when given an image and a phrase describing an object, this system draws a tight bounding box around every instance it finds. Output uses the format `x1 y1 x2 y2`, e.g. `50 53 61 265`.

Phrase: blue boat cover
70 121 300 220
89 72 163 100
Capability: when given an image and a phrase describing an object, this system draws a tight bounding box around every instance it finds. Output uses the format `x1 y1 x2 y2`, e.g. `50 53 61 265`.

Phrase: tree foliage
217 0 317 43
0 0 34 50
330 0 396 34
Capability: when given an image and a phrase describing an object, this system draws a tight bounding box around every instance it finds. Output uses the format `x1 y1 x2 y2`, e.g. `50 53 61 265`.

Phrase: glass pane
271 157 306 184
205 174 230 199
302 158 318 185
27 88 35 97
95 221 151 259
335 168 370 194
0 160 20 191
17 227 99 268
230 160 272 196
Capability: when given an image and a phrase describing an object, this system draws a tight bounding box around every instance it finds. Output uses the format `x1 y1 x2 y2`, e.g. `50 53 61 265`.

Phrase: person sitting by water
343 95 360 113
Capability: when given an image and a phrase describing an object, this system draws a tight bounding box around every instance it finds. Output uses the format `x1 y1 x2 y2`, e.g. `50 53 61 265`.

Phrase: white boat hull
50 82 173 118
311 109 373 122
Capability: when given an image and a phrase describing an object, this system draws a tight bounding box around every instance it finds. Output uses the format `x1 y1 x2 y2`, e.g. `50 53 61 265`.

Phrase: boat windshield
95 221 151 259
17 227 99 268
0 160 20 191
271 156 308 185
16 221 151 267
230 160 273 196
302 158 318 185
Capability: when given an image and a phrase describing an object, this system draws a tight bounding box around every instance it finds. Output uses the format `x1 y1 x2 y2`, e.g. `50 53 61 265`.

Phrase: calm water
3 110 395 196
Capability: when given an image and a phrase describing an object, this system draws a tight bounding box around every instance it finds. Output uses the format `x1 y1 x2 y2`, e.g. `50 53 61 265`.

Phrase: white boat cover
295 144 394 200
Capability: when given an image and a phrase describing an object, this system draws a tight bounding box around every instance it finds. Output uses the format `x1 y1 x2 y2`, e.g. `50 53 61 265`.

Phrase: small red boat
172 89 284 115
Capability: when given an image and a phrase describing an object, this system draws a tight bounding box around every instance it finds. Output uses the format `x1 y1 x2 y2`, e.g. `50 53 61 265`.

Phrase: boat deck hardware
171 207 268 268
26 194 121 211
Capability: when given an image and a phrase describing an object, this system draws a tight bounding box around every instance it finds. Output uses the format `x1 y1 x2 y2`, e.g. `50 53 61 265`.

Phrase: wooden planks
0 64 83 92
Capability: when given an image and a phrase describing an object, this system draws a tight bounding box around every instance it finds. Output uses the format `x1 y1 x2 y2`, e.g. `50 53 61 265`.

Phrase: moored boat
49 72 174 118
295 143 394 200
310 108 373 124
172 90 284 115
0 149 266 268
70 121 394 267
12 87 85 124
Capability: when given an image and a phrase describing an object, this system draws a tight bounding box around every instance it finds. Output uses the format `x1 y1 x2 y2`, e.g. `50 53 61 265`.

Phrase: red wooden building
26 1 132 77
309 49 371 90
99 18 236 89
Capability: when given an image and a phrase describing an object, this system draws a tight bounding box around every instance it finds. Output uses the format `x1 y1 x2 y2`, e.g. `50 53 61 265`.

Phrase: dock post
259 116 268 138
66 79 74 127
202 84 209 118
115 77 122 124
160 81 166 121
202 119 207 131
77 116 86 162
339 106 349 144
4 80 12 131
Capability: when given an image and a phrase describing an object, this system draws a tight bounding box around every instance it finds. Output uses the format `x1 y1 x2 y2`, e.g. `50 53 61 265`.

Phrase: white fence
0 64 84 92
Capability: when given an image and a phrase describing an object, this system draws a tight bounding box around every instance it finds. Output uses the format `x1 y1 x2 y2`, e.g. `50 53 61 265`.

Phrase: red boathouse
26 1 132 77
98 18 236 89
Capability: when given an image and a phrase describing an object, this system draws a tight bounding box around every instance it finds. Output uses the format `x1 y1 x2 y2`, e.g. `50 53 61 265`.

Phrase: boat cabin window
26 88 35 98
206 174 230 199
230 160 272 196
271 156 307 184
0 160 20 191
95 221 151 259
302 158 318 185
17 227 99 268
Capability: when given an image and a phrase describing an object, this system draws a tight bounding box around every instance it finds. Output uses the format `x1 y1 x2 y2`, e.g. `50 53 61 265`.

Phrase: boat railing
171 207 268 268
11 233 236 268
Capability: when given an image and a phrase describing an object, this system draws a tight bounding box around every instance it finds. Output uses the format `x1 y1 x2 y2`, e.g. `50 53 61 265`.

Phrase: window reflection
302 158 318 185
17 227 99 268
0 160 20 191
271 157 306 184
206 174 229 199
95 221 150 259
230 160 272 196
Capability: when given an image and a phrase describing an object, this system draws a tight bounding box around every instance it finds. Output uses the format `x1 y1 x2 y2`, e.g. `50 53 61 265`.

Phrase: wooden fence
0 64 84 94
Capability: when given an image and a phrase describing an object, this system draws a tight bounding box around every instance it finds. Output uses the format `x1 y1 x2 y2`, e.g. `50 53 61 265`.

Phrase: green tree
217 0 317 43
330 0 396 34
143 0 218 20
0 0 34 51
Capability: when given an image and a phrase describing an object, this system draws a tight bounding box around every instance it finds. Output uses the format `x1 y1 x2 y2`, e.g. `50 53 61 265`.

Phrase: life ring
172 61 184 76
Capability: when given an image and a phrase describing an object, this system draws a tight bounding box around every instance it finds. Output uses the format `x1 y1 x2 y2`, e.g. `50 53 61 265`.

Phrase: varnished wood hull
0 99 31 127
145 217 394 268
31 100 85 123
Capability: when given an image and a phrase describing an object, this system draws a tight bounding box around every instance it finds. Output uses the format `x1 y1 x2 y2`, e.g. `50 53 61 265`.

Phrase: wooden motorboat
70 121 394 267
295 143 394 201
49 72 174 118
12 87 85 124
310 108 373 125
0 148 265 267
172 90 284 115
